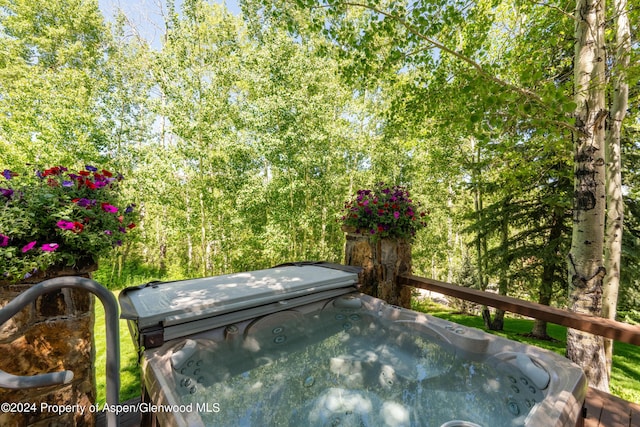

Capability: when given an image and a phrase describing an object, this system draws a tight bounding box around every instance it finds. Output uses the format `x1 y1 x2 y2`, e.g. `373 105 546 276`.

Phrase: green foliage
93 256 172 290
1 0 639 342
0 0 637 404
0 165 138 281
0 0 111 165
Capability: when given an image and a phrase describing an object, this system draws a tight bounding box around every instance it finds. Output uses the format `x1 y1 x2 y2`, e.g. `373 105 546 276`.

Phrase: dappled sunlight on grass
94 290 140 405
610 341 640 404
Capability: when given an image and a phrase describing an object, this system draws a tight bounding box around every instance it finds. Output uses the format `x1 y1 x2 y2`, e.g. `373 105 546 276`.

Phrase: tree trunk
567 0 609 392
472 141 491 327
532 268 553 339
603 0 630 379
532 208 565 339
490 309 505 331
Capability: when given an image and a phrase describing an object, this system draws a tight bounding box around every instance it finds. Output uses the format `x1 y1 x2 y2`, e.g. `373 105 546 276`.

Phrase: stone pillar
343 229 412 308
0 265 97 427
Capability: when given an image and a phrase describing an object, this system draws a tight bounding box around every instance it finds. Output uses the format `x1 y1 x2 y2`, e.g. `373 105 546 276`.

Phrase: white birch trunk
567 0 609 392
603 0 630 377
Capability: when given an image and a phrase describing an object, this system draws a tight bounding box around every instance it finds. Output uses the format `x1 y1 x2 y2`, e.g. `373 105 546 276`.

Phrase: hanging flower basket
340 183 422 309
339 182 427 241
1 165 138 282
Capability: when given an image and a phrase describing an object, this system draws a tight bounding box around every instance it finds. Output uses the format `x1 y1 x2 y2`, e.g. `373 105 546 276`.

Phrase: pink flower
101 203 118 213
58 221 84 233
0 234 9 247
57 220 75 230
41 243 59 252
22 241 37 252
393 211 400 219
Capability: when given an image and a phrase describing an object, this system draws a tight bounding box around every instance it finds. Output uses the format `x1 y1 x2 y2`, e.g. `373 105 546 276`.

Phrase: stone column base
0 265 97 426
344 231 412 308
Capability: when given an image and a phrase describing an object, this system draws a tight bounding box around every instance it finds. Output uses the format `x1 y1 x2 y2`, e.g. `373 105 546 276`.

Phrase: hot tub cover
119 262 359 348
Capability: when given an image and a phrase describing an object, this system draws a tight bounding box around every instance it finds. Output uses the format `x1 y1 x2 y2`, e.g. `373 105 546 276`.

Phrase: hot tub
120 263 586 427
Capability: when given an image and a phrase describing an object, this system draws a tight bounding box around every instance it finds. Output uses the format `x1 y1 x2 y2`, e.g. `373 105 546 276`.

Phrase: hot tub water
170 299 547 427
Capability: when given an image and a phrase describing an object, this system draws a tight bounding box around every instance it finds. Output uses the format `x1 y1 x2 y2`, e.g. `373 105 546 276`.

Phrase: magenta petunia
41 243 59 252
57 220 75 230
393 211 400 219
0 234 9 247
22 241 37 252
101 203 118 213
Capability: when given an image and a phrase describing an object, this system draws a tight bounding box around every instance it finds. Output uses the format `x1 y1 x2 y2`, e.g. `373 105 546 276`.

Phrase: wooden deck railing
398 274 640 346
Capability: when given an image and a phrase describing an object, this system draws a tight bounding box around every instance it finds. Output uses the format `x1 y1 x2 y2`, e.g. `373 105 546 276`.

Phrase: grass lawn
93 292 640 405
94 290 140 405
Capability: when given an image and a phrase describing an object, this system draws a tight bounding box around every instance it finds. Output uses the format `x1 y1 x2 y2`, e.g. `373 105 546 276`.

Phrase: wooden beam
399 274 640 346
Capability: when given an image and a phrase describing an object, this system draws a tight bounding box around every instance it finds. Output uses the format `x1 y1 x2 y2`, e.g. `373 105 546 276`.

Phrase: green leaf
562 101 577 113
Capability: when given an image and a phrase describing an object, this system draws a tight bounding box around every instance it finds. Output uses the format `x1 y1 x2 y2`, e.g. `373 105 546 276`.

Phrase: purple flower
41 243 59 252
22 241 37 253
394 211 400 219
62 180 73 187
125 204 136 214
2 169 15 180
0 188 13 198
104 230 112 235
74 198 96 208
85 165 98 172
0 234 9 247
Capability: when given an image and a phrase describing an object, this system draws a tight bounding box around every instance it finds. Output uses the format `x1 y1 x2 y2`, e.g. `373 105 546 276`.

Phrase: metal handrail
0 276 120 427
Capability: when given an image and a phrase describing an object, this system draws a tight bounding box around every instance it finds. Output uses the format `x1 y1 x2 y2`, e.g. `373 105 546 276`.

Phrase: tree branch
327 1 582 135
530 1 578 22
